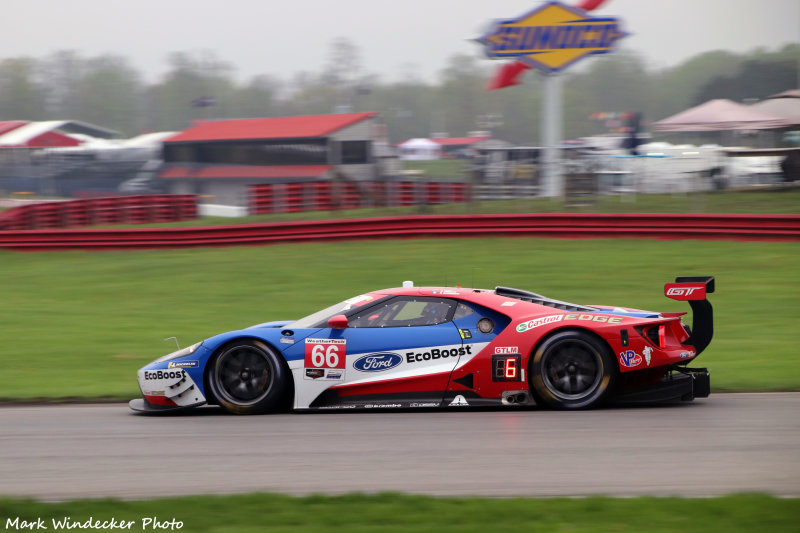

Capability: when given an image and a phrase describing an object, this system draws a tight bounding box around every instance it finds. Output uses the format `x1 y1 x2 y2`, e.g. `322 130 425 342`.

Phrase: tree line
0 39 796 144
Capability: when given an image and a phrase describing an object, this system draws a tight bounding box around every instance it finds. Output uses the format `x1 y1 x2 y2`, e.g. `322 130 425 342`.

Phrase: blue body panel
141 321 306 400
592 308 660 319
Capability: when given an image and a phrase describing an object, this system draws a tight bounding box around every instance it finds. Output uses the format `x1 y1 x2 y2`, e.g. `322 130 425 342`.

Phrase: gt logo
667 287 698 296
305 339 346 369
664 283 706 301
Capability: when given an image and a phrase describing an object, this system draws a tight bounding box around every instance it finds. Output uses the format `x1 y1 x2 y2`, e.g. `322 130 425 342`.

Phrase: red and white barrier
0 195 197 231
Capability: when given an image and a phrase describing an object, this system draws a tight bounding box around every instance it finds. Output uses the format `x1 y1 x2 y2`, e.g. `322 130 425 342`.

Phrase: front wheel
529 330 616 409
208 340 291 414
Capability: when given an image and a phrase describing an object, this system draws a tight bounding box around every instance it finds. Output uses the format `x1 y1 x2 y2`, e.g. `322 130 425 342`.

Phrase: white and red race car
131 276 714 414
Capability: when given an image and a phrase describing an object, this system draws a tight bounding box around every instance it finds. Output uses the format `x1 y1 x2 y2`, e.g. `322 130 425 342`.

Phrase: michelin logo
168 360 199 369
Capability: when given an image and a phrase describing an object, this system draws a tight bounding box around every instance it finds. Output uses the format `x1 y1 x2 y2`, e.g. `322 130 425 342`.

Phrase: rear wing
665 276 715 301
665 276 715 356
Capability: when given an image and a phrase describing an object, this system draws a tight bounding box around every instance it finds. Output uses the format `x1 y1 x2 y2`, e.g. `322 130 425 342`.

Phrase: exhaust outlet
502 391 532 406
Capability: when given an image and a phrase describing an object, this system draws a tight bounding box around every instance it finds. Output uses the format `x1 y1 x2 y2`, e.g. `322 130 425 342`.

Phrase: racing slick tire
529 330 617 410
207 339 291 415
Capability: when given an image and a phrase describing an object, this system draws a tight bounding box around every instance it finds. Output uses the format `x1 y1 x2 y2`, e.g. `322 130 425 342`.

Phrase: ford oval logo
353 352 402 372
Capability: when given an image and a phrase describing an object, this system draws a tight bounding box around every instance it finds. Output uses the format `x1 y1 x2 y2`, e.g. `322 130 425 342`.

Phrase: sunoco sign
478 1 627 72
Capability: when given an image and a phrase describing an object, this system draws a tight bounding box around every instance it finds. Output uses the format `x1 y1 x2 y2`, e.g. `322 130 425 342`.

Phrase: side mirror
328 314 349 329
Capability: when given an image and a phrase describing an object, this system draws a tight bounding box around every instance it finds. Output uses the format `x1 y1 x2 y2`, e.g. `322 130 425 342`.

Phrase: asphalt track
1 393 798 501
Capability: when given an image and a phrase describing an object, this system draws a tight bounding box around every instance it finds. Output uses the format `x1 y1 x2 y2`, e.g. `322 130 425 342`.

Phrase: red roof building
165 112 377 143
431 136 491 158
431 136 490 147
159 112 380 207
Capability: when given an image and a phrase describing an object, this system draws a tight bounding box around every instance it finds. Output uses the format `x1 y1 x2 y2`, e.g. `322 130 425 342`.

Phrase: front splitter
128 398 205 414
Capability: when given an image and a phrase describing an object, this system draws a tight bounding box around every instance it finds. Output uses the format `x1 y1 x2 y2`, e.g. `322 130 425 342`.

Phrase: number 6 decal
304 339 346 369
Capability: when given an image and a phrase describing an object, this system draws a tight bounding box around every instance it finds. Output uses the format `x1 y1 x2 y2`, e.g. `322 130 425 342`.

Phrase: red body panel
331 372 451 397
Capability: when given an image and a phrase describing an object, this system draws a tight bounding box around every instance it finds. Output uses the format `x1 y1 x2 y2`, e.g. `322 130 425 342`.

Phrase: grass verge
1 237 798 401
1 492 798 533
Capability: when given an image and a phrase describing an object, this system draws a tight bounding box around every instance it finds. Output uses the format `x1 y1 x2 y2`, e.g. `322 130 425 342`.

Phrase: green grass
1 493 798 532
1 237 798 401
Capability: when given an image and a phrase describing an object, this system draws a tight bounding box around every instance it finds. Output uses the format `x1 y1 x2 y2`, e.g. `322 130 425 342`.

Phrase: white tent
397 138 442 160
749 89 800 127
653 99 789 132
42 131 176 161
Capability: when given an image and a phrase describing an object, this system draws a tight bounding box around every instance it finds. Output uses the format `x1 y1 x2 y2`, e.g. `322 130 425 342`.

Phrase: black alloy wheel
208 340 290 414
529 330 616 409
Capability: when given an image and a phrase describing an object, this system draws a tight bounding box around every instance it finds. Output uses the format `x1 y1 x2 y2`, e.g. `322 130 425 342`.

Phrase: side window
348 297 455 328
453 303 475 320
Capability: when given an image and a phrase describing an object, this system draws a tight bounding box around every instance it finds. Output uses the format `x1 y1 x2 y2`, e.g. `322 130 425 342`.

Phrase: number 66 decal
304 338 346 369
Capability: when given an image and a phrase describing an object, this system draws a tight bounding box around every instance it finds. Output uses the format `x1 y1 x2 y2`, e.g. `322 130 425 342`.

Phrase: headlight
153 341 203 363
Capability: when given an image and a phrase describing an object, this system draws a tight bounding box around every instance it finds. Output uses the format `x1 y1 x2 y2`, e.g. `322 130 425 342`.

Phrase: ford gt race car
130 276 714 414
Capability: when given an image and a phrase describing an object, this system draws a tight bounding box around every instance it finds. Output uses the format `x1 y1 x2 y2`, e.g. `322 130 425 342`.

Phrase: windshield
286 293 386 329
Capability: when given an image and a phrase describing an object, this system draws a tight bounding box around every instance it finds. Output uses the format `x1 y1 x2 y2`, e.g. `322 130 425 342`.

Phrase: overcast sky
5 0 798 83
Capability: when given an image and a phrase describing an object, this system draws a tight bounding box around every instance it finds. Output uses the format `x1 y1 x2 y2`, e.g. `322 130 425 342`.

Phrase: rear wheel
529 330 616 409
208 340 291 415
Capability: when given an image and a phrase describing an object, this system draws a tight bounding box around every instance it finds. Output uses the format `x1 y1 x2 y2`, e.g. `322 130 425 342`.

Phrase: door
305 296 465 408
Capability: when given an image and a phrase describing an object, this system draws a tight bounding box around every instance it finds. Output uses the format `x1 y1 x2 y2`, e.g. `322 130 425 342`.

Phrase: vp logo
619 350 642 368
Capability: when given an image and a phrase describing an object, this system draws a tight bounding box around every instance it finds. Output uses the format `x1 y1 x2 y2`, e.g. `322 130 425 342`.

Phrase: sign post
477 1 627 198
541 73 563 198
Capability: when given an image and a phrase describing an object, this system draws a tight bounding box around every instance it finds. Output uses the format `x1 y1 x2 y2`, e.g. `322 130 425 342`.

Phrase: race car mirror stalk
665 276 715 356
328 314 349 329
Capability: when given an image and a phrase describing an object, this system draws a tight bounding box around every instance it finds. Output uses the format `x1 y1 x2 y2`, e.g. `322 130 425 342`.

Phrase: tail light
636 324 667 348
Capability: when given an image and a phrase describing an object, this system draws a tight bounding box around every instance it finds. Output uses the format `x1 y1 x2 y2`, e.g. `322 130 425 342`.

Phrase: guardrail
1 214 798 251
0 195 198 231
